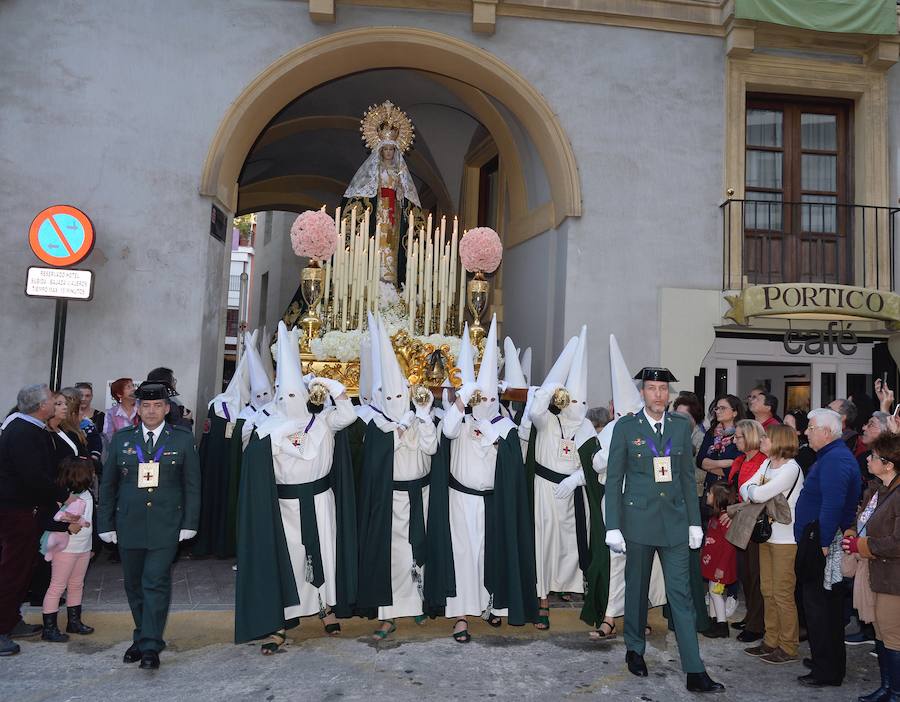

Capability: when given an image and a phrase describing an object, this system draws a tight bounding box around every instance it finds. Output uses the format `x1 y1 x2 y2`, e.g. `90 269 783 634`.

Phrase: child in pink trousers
41 457 95 641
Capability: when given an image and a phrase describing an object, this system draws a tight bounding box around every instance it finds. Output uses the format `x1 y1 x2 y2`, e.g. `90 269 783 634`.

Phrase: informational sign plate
28 205 95 267
25 267 94 300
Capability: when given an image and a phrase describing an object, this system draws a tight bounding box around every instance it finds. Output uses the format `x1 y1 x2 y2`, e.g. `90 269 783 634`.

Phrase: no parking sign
28 204 95 267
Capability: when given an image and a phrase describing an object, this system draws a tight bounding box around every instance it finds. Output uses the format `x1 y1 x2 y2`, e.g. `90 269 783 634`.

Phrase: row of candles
319 207 466 336
403 213 466 336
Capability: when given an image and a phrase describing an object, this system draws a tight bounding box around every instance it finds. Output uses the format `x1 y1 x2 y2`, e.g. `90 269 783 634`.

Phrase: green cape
424 428 538 626
578 436 610 628
355 422 394 613
234 426 358 644
194 408 244 558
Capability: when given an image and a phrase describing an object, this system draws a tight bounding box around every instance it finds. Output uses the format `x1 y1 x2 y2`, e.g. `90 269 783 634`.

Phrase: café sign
725 284 900 327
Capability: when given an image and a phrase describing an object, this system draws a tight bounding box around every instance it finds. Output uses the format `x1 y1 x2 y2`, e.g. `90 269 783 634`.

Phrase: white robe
529 388 594 599
441 406 510 619
596 417 667 617
270 400 356 620
376 417 438 620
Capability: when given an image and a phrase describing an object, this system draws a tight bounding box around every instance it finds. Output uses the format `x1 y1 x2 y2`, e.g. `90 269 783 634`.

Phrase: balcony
720 199 899 291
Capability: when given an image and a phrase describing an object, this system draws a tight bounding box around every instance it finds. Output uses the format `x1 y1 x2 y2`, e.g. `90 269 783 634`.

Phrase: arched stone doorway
203 27 582 384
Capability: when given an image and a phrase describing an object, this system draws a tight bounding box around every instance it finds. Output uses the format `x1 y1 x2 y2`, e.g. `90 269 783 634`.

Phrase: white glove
591 449 608 475
99 531 117 544
605 528 626 554
553 471 586 500
457 382 479 406
498 380 509 394
441 388 451 411
398 410 416 430
689 526 704 550
179 529 197 542
316 377 346 397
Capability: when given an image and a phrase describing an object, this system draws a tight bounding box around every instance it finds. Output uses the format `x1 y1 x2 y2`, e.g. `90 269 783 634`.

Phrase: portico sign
725 284 900 327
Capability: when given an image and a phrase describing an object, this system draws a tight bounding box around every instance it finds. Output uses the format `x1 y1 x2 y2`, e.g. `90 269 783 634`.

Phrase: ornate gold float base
301 355 361 397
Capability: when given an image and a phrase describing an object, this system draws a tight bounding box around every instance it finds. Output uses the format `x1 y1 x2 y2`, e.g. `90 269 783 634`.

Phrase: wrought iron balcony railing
720 199 899 291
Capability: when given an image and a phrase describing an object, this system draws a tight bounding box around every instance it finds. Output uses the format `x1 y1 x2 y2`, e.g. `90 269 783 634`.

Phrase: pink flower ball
290 210 338 261
459 227 503 274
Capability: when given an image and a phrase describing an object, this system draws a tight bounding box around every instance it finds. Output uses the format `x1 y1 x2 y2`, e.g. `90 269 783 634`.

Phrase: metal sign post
26 206 96 391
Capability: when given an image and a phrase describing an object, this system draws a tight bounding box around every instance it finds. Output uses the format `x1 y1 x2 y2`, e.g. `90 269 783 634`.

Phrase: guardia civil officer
605 367 725 694
98 381 200 670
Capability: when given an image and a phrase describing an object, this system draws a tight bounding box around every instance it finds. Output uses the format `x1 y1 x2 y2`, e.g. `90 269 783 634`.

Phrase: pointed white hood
259 325 275 386
502 337 528 390
273 321 310 420
473 315 499 422
208 331 251 419
541 335 579 392
457 322 476 385
358 330 373 407
367 311 384 411
377 313 410 421
245 331 273 409
609 333 643 416
520 347 532 386
561 325 588 423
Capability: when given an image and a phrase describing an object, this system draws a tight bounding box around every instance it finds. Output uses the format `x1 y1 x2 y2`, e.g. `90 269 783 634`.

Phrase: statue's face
380 145 395 162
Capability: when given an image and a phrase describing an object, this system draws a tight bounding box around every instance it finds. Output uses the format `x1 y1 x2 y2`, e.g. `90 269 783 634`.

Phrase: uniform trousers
120 545 178 653
625 541 705 674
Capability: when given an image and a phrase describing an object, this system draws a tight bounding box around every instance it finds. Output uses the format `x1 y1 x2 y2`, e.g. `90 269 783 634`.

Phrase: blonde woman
740 425 804 664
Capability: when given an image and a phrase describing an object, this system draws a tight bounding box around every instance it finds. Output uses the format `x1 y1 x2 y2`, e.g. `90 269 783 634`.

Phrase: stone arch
200 27 581 240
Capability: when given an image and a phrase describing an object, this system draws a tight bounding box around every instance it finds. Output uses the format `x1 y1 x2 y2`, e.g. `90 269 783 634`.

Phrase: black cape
234 427 358 644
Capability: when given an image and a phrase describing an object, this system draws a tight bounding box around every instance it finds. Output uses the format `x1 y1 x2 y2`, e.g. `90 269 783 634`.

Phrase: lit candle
417 228 425 316
408 240 417 333
439 249 448 335
449 217 458 319
424 244 433 336
457 257 466 330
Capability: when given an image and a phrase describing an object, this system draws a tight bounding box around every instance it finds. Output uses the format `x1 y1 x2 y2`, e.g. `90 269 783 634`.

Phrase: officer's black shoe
139 650 160 669
123 643 142 663
626 650 648 677
65 605 94 635
797 673 841 688
41 612 69 642
686 672 726 693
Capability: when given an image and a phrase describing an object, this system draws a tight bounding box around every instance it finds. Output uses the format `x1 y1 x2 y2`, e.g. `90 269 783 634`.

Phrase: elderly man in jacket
794 407 861 688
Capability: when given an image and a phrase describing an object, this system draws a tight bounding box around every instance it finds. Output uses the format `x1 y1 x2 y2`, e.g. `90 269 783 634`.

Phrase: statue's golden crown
360 100 415 153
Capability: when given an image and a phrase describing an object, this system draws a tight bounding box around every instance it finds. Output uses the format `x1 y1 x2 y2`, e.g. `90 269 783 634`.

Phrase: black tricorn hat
135 381 176 401
633 367 678 383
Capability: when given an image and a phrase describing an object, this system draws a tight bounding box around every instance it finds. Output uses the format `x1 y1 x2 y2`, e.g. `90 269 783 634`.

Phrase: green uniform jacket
605 411 701 548
234 427 358 644
98 423 201 550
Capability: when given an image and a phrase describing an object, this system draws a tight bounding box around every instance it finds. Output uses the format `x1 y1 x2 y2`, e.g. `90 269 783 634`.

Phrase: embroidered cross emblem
658 465 667 477
474 429 482 437
143 471 154 482
562 444 571 455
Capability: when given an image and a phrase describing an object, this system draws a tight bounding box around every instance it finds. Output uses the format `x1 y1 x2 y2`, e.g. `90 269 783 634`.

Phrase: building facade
1 1 898 417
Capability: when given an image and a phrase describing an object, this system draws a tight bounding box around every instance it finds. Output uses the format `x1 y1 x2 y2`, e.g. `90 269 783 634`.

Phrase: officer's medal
138 461 160 488
136 442 163 489
649 435 673 483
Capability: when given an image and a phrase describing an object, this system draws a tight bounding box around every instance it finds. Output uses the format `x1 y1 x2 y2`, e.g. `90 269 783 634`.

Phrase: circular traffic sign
28 205 95 267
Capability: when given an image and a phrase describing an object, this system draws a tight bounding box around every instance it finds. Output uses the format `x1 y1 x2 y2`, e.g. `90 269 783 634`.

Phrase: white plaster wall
2 1 869 420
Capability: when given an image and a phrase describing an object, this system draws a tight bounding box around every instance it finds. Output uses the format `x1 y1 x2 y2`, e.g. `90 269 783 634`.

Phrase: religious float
278 100 521 399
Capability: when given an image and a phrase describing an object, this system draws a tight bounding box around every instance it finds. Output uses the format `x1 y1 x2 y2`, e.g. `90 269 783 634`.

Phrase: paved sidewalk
3 557 878 702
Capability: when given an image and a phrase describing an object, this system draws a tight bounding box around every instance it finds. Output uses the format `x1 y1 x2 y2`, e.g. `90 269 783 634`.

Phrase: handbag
748 462 800 544
750 512 772 543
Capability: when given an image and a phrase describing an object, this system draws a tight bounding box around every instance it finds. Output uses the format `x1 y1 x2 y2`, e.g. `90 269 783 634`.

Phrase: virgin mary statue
343 101 421 286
